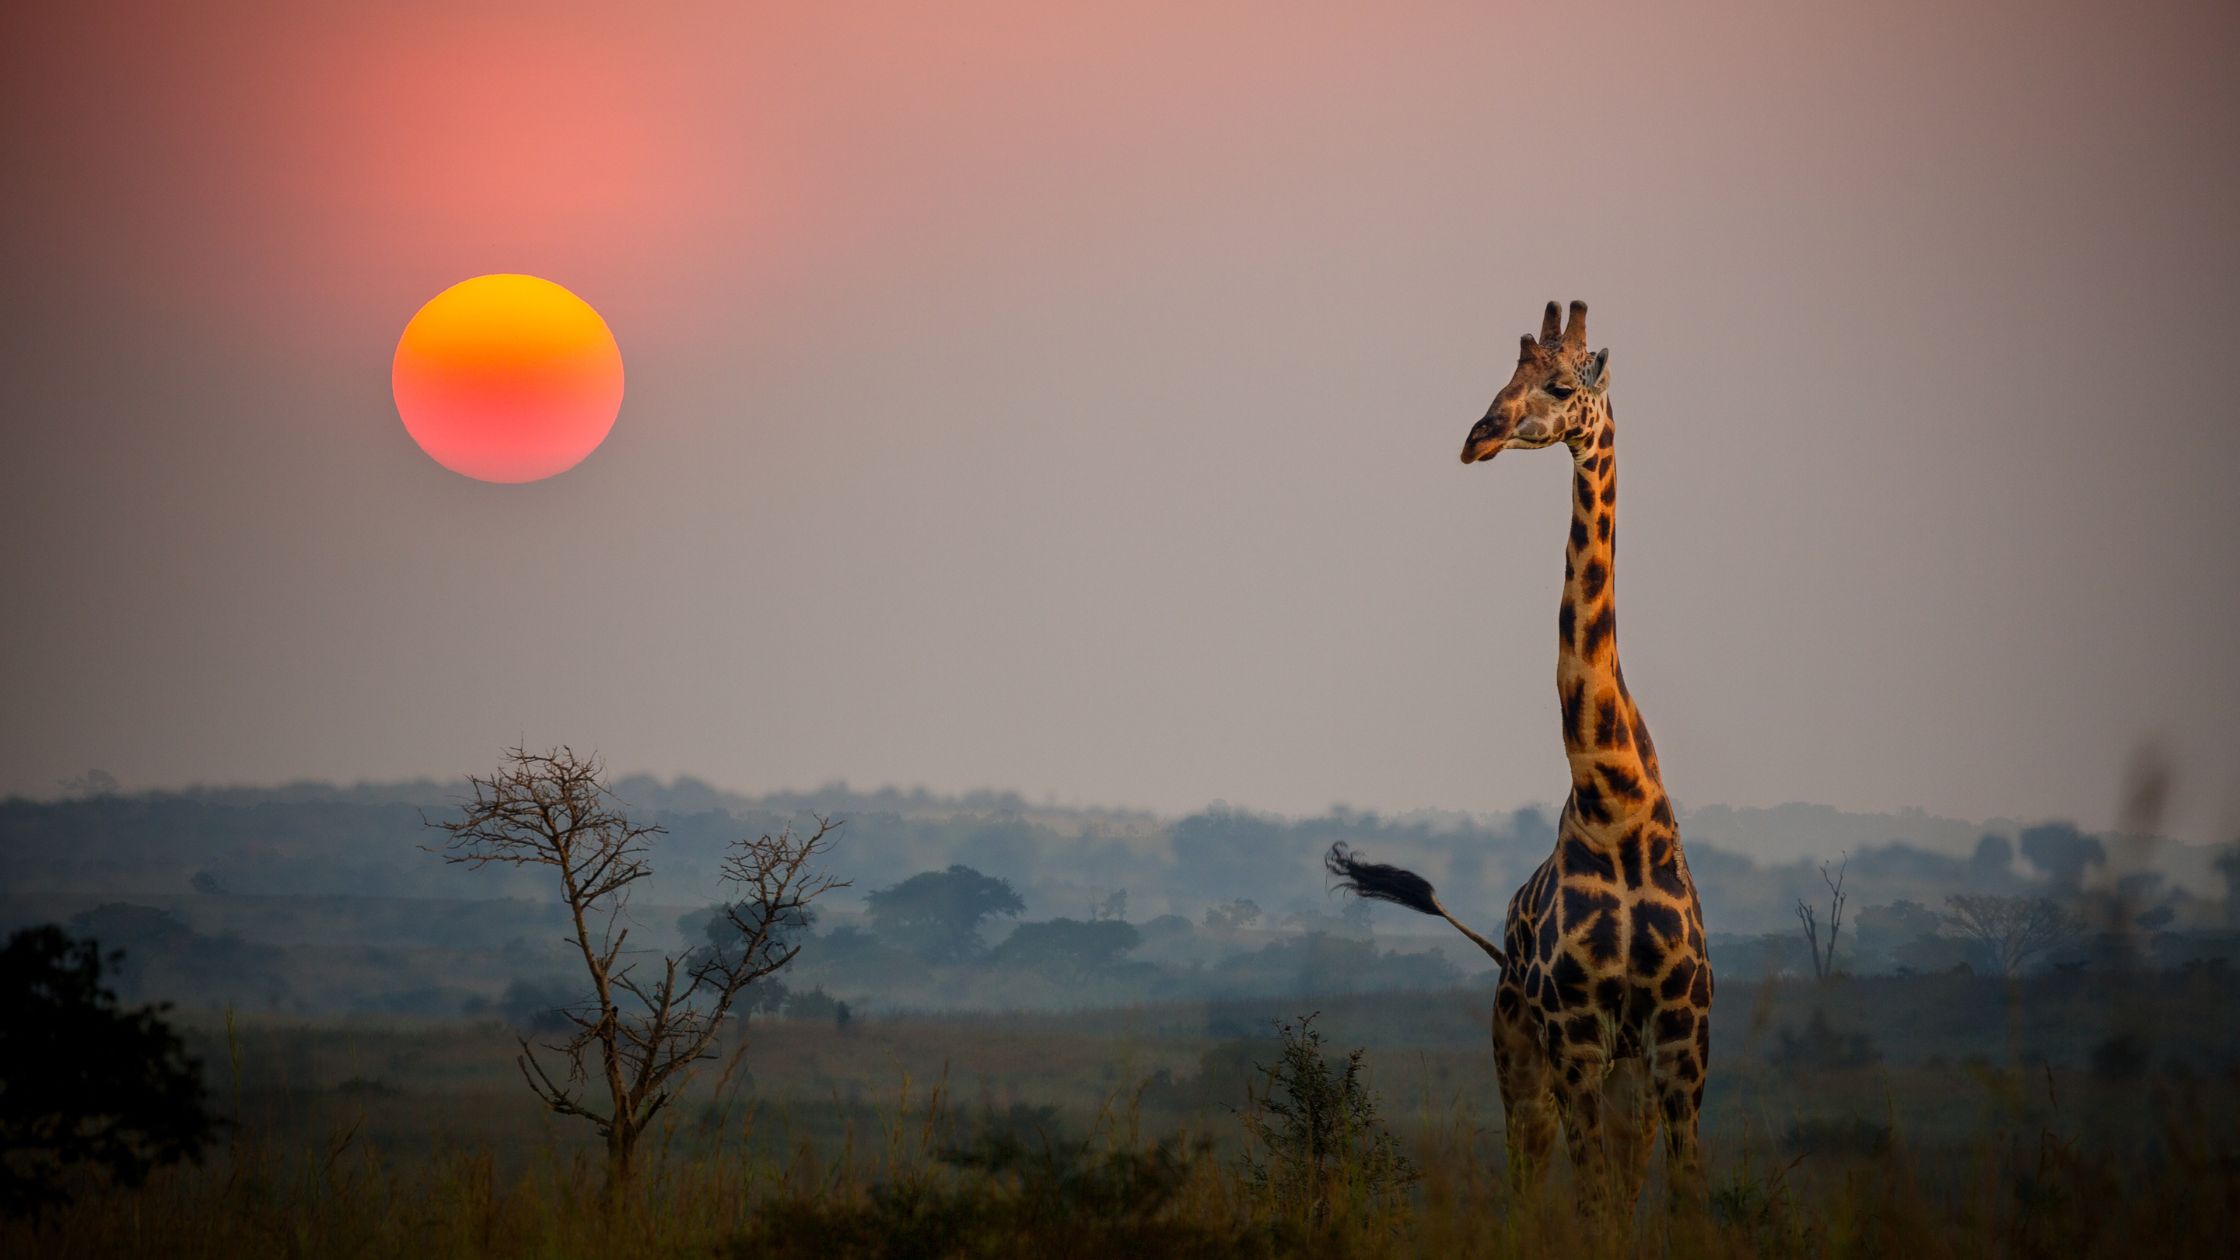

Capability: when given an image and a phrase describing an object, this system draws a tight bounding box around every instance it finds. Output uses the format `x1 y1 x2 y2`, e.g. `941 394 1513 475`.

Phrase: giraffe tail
1324 842 1507 969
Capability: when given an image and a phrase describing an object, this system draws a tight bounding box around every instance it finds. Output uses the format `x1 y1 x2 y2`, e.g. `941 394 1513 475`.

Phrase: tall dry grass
6 990 2237 1258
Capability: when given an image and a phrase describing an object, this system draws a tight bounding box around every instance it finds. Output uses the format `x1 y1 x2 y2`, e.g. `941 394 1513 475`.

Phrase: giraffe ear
1582 348 1610 391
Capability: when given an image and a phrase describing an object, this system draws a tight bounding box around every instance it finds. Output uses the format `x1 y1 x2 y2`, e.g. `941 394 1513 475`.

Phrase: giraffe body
1329 301 1711 1213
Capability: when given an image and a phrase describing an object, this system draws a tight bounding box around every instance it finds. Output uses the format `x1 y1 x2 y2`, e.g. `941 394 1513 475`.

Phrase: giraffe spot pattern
1559 837 1613 881
1573 782 1610 825
1471 338 1708 1212
1617 826 1645 887
1581 904 1623 963
1562 680 1588 740
1594 697 1621 748
1600 762 1644 800
1651 845 1689 897
1549 952 1591 1006
1581 605 1616 657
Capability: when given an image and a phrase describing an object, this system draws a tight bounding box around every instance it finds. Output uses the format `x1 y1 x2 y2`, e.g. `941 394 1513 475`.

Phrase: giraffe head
1461 300 1611 464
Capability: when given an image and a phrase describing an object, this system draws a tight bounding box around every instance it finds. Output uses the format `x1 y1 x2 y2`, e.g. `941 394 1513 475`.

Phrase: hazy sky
4 1 2237 844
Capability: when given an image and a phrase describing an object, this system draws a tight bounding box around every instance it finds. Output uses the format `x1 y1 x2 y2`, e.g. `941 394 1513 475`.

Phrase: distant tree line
4 782 2237 1011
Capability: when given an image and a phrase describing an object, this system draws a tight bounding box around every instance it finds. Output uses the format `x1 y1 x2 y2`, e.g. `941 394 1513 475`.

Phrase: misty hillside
2 778 2233 1018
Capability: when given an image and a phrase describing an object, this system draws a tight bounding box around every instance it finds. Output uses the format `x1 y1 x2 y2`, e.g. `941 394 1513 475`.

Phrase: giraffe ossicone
1329 299 1713 1213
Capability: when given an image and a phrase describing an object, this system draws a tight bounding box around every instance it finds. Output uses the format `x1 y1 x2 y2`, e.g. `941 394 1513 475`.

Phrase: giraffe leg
1652 1016 1709 1204
1603 1053 1655 1217
1550 1046 1619 1220
1492 988 1558 1194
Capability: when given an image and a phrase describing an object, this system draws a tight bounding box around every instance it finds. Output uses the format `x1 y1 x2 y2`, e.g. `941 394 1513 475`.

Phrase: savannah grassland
7 971 2238 1259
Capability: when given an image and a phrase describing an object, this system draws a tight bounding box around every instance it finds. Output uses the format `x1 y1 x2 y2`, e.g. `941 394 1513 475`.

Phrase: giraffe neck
1555 408 1666 828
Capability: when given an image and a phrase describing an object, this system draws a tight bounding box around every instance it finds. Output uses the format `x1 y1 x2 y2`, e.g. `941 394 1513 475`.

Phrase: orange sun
392 274 624 483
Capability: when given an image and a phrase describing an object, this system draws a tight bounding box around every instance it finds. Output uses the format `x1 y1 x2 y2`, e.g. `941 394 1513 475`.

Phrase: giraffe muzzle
1462 432 1505 464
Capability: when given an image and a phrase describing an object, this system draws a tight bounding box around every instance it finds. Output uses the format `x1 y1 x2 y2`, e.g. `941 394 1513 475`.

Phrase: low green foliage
1236 1013 1418 1232
1 990 2237 1258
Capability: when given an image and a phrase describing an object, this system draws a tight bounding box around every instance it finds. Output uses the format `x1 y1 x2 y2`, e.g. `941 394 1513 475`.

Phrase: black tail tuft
1325 843 1442 918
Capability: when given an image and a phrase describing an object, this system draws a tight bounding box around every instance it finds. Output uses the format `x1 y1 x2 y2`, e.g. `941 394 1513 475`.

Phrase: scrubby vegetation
4 780 2237 1253
0 926 217 1215
0 970 2233 1256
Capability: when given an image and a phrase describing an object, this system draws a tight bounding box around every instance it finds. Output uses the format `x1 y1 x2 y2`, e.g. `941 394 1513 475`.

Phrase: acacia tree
428 746 844 1188
1943 894 2082 978
863 865 1023 963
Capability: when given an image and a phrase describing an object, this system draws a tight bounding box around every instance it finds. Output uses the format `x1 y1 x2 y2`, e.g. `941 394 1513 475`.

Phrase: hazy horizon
27 765 2224 877
6 2 2238 845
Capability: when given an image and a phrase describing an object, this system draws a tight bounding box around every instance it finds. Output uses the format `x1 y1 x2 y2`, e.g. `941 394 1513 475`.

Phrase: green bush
1236 1013 1417 1231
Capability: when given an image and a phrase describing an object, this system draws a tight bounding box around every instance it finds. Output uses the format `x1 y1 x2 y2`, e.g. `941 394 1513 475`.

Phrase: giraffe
1327 300 1711 1214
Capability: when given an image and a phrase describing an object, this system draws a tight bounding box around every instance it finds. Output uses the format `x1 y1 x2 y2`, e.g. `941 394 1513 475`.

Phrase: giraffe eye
1546 381 1576 400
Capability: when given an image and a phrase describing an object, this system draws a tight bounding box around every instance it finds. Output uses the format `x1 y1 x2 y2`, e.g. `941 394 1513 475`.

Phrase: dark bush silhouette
1969 833 2017 888
782 986 854 1031
1782 1117 1892 1158
864 865 1025 963
496 976 584 1035
2020 823 2105 893
0 926 217 1216
1768 1009 1882 1074
990 918 1143 976
726 1127 1241 1259
1201 898 1262 935
62 904 192 997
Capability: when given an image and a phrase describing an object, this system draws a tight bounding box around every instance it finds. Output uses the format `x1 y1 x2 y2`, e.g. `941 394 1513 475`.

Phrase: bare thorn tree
1795 854 1848 980
426 746 845 1189
1943 894 2083 979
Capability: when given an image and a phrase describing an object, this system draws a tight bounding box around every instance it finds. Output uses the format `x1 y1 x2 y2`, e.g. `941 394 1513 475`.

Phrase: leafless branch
426 749 845 1190
1795 854 1848 980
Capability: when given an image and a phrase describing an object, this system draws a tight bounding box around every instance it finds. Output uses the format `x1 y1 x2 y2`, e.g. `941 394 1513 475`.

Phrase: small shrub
1235 1013 1417 1231
1707 1151 1806 1251
785 986 839 1021
726 1128 1248 1259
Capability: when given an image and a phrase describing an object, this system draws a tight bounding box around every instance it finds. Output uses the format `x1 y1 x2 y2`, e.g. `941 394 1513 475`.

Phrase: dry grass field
8 974 2237 1258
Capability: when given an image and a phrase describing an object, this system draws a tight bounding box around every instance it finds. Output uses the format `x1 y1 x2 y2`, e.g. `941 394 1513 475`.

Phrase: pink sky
4 1 2238 848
